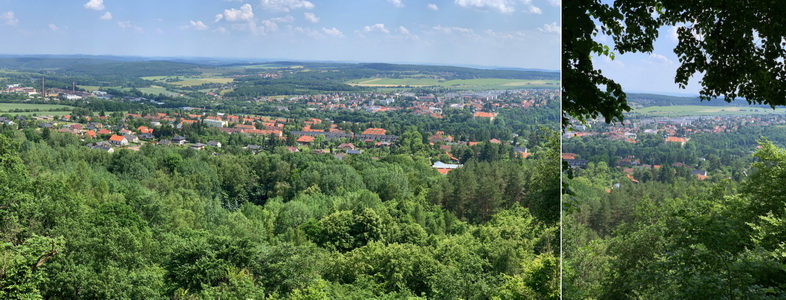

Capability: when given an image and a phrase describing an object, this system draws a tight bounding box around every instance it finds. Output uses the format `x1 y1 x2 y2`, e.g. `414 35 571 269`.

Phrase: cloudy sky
593 25 703 95
0 0 560 70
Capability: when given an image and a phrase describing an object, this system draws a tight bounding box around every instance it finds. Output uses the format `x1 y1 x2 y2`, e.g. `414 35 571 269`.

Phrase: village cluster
563 113 786 181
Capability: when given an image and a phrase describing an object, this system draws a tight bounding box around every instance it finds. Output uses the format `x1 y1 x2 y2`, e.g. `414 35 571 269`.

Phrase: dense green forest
563 131 786 298
0 123 559 299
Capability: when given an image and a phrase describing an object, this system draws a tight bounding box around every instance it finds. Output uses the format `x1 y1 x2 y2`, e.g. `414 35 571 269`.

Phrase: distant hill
0 55 151 70
627 93 771 108
60 61 202 77
252 61 561 80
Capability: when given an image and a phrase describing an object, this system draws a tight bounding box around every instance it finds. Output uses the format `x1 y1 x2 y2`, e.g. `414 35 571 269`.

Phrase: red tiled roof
297 135 314 143
362 128 387 135
562 153 576 160
665 137 687 143
436 168 451 175
109 135 126 142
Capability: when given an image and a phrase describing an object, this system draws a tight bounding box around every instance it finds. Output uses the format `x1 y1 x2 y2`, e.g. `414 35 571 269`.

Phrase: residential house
297 135 314 145
123 134 139 143
337 143 356 151
109 135 128 146
172 136 187 145
432 161 463 175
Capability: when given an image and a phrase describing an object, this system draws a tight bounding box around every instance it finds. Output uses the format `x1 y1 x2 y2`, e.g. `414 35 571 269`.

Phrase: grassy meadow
633 105 786 117
346 77 559 90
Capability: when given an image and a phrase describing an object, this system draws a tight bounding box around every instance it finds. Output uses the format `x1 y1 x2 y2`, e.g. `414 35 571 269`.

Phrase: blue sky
593 25 703 95
0 0 560 70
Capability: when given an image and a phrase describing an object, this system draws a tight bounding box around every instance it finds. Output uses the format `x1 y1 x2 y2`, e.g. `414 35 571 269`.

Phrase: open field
347 77 440 87
2 111 72 116
633 105 786 117
76 85 101 92
439 79 558 89
346 78 559 90
234 64 298 69
136 85 174 95
141 76 234 87
0 103 74 111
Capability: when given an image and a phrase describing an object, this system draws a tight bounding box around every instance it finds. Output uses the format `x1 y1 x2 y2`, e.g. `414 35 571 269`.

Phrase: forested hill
0 55 558 80
281 62 560 80
60 61 203 78
0 122 559 298
0 55 147 70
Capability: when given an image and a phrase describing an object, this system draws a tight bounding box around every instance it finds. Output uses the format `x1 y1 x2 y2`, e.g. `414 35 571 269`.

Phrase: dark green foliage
0 126 557 298
563 0 786 126
565 138 786 298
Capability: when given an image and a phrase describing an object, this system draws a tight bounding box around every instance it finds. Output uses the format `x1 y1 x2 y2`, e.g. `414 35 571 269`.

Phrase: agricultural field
137 85 177 96
438 78 558 89
2 110 72 116
347 77 559 90
234 64 301 69
141 76 234 87
76 85 101 92
0 103 74 116
347 77 440 87
0 103 73 111
633 105 786 117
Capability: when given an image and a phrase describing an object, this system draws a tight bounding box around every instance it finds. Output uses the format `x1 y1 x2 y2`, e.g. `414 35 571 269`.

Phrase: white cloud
649 53 673 65
219 4 255 22
484 29 514 39
304 12 319 23
84 0 105 11
322 27 344 38
261 20 279 33
388 0 405 8
182 20 209 30
290 26 321 37
1 11 18 26
454 0 514 13
214 26 228 34
48 24 59 31
432 25 475 36
427 3 439 10
547 0 559 6
539 22 559 33
362 23 389 34
100 12 112 20
669 26 679 42
520 0 541 14
117 21 143 33
259 0 314 12
599 55 625 68
397 26 410 35
270 15 294 23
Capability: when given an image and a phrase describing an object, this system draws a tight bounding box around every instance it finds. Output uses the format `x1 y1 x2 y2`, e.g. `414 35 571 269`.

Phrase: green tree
563 0 786 125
